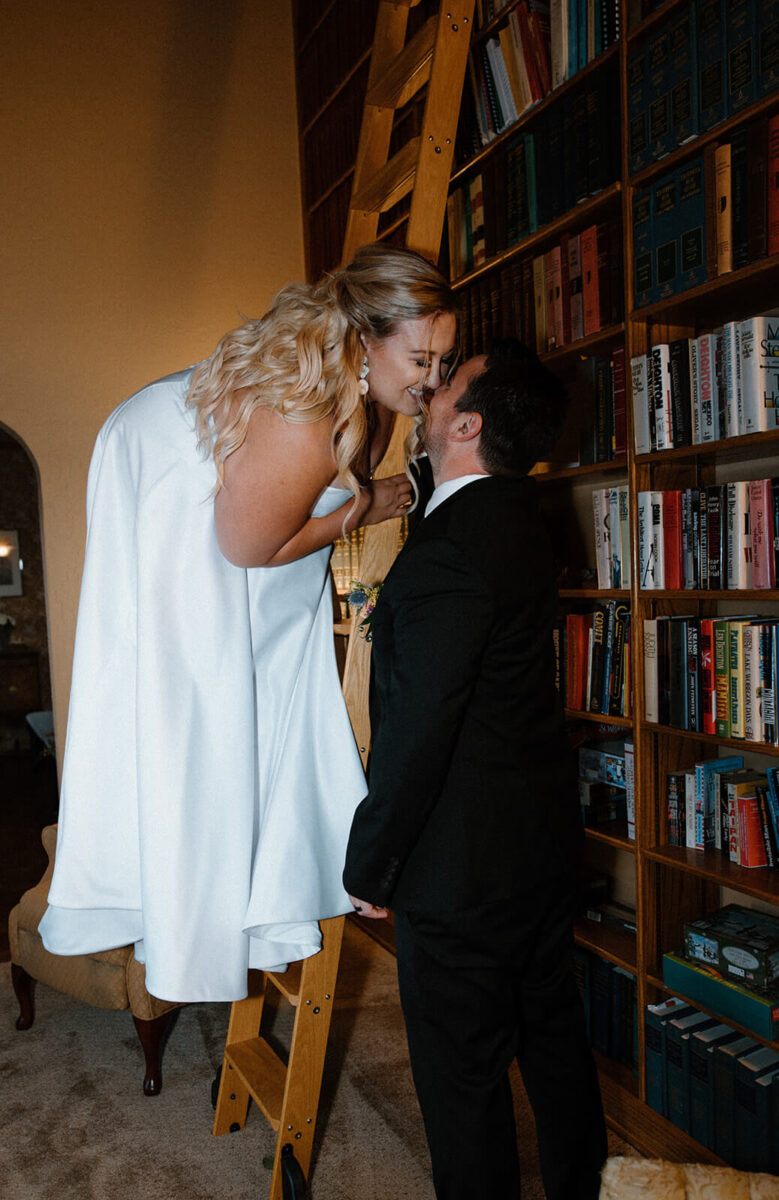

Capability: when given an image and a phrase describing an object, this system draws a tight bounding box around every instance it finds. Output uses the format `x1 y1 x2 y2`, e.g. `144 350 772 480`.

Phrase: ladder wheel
210 1065 222 1109
281 1143 308 1199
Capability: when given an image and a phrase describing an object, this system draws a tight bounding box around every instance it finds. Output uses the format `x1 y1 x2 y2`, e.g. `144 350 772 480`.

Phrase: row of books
627 0 779 175
643 616 779 744
592 485 631 588
636 480 779 591
645 996 779 1170
448 77 620 279
630 312 779 452
665 759 779 868
331 528 365 597
454 230 622 361
578 737 635 838
633 116 779 307
573 947 638 1074
559 603 632 718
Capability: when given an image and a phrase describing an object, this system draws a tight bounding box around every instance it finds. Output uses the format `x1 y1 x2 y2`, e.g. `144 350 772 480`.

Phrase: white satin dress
38 369 368 1002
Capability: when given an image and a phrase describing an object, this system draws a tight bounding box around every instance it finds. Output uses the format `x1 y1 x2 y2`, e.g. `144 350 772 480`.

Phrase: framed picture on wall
0 530 22 597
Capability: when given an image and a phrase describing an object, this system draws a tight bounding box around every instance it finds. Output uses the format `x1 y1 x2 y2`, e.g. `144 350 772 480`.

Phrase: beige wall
0 0 304 761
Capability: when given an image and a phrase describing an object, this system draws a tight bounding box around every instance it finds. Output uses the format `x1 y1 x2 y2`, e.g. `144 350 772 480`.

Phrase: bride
39 243 457 1003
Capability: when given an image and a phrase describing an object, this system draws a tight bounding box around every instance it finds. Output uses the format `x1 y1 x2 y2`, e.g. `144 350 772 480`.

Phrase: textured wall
0 0 304 764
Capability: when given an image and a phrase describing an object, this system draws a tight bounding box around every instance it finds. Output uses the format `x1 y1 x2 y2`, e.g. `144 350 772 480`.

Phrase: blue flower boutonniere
347 580 383 641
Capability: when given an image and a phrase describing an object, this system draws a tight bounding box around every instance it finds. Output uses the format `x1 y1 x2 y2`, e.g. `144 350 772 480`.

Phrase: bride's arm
214 405 410 568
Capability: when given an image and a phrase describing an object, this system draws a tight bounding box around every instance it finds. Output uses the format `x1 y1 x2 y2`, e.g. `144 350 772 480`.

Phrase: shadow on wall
0 424 53 754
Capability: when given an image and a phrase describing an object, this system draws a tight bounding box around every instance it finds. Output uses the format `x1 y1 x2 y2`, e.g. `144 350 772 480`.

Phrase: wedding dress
39 369 367 1002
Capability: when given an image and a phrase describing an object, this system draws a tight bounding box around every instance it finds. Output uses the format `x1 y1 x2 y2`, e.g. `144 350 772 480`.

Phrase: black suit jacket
343 474 582 912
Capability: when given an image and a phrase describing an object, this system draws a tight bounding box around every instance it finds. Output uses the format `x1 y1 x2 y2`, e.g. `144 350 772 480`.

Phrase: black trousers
394 879 608 1200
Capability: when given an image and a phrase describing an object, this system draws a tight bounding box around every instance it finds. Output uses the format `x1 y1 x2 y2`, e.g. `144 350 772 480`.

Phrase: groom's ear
451 410 482 442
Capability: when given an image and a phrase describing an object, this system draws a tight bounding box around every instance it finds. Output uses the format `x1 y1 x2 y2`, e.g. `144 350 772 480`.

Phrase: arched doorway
0 423 58 961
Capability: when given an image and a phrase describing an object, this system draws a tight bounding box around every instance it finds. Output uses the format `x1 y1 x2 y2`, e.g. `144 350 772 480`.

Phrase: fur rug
600 1157 779 1199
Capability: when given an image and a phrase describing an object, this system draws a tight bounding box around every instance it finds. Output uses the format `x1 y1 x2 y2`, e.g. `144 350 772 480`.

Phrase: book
714 142 733 275
677 156 707 291
750 479 776 589
712 1033 762 1161
740 311 779 433
689 1023 742 1150
627 46 649 175
581 223 600 336
668 338 694 446
632 187 653 310
667 1010 718 1132
769 114 779 255
696 0 726 131
668 9 698 147
726 0 757 115
647 29 671 162
653 172 679 303
724 480 752 588
696 331 721 441
567 233 584 340
730 127 750 271
645 998 694 1115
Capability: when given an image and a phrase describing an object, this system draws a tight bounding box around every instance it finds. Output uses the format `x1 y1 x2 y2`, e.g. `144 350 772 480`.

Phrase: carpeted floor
1 920 636 1199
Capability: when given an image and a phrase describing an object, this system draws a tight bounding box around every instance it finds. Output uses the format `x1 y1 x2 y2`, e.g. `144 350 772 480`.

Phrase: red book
559 233 572 346
769 114 779 256
612 346 627 456
662 491 684 590
737 793 769 868
699 617 717 735
566 613 586 710
527 6 552 95
514 4 543 102
581 224 600 336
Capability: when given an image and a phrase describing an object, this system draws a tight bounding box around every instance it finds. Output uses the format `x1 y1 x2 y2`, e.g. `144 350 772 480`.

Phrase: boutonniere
348 580 383 641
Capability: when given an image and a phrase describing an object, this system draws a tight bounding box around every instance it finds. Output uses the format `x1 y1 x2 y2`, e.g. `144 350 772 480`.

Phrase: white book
690 337 701 443
609 486 622 588
625 740 635 841
585 625 594 710
696 332 720 442
740 312 779 433
725 480 752 588
637 491 655 588
630 353 651 454
618 485 631 589
650 343 672 449
721 321 741 437
684 769 697 850
643 618 659 723
485 38 518 127
592 487 612 589
651 489 665 589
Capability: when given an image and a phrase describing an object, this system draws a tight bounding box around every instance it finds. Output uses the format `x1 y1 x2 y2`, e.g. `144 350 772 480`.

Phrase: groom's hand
348 894 389 920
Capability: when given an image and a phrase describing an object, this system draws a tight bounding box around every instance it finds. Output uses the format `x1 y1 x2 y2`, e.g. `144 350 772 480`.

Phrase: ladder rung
266 959 303 1004
350 137 419 215
366 15 436 110
224 1037 287 1130
387 0 423 6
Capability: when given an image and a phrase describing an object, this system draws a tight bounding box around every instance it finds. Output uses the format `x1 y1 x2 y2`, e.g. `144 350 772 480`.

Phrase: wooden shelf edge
599 1067 725 1164
575 920 637 971
634 427 779 464
643 844 779 903
558 588 631 599
636 588 779 600
585 824 637 853
640 721 779 758
531 452 627 483
565 708 634 727
629 253 779 324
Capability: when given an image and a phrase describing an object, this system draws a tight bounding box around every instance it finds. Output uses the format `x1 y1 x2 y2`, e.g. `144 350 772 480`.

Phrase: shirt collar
424 474 490 517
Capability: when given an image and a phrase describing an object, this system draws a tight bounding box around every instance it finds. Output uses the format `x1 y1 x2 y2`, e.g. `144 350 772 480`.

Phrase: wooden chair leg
132 1010 172 1097
11 963 36 1030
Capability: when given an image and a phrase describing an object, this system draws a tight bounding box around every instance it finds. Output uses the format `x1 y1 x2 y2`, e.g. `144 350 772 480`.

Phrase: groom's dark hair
456 339 569 476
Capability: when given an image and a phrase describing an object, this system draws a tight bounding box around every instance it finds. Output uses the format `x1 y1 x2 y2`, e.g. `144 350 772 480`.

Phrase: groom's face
422 355 486 459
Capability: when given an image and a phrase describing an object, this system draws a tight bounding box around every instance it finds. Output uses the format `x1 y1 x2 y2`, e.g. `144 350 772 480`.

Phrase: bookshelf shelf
630 92 779 189
531 455 627 483
451 182 622 290
540 323 626 363
629 254 779 329
640 722 779 758
574 918 637 972
450 44 620 186
637 588 779 601
598 1063 723 1162
559 588 630 599
644 845 779 904
633 426 779 466
585 822 636 853
646 971 779 1054
565 708 633 727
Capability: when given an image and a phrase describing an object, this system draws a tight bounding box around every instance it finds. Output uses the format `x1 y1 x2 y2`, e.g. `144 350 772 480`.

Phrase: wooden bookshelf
293 0 779 1168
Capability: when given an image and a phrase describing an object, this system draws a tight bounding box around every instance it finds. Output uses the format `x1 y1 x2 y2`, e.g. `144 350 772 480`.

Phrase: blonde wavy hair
187 243 456 500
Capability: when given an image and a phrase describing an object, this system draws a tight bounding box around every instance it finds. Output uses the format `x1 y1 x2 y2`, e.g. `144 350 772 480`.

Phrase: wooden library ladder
212 5 473 1197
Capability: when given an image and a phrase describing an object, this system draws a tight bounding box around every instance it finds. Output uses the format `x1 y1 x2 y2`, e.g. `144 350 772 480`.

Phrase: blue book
676 156 707 292
694 755 744 850
758 0 779 96
667 1010 718 1132
568 0 579 78
713 1035 760 1162
524 133 538 232
733 1047 779 1171
578 0 587 73
766 768 779 852
647 29 672 162
633 187 653 308
627 47 650 176
652 170 679 303
696 0 726 131
726 0 757 115
689 1024 742 1149
645 998 694 1114
668 9 699 147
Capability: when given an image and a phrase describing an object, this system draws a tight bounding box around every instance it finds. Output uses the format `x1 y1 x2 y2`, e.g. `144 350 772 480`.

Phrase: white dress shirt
424 473 490 518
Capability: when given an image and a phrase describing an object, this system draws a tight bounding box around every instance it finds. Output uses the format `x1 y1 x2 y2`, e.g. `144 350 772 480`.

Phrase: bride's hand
359 473 413 527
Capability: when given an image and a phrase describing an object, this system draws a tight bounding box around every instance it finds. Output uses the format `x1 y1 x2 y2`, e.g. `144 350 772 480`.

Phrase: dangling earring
358 355 370 396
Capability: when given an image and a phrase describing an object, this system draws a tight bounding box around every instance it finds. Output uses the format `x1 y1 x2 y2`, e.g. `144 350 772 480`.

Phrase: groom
343 342 608 1200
